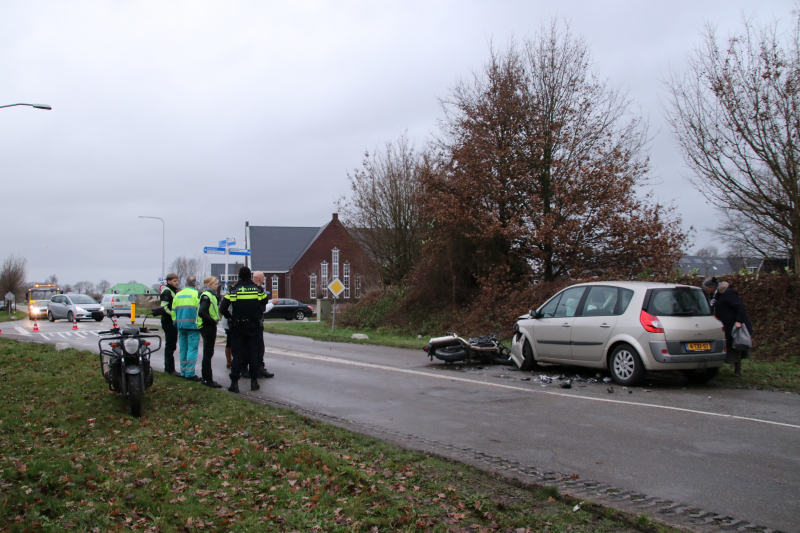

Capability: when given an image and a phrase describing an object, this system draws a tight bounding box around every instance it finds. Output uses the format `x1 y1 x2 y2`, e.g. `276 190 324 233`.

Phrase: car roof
567 281 702 290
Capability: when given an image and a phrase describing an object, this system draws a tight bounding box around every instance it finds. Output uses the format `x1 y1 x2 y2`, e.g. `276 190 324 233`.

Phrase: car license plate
686 342 711 351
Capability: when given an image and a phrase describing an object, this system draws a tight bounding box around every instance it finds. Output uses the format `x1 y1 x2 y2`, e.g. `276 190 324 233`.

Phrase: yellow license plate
686 342 711 351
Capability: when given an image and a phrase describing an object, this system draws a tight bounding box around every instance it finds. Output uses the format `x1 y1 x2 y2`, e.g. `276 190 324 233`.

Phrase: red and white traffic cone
32 320 39 332
72 317 78 330
111 316 118 328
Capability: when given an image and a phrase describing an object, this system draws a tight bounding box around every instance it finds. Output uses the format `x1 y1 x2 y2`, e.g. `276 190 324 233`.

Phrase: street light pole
138 216 165 279
0 103 52 110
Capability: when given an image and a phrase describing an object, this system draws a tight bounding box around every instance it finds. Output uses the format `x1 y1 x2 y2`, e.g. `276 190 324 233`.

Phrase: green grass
714 356 800 391
263 320 429 350
0 309 26 323
0 338 678 533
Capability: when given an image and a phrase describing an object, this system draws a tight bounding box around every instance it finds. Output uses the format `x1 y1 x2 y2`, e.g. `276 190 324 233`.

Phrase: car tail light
640 310 664 333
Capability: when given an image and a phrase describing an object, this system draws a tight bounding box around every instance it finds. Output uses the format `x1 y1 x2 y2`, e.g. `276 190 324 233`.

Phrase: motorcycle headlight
123 338 140 354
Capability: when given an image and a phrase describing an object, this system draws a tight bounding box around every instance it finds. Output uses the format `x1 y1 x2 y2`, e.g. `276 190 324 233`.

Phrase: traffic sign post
327 279 345 332
204 238 240 293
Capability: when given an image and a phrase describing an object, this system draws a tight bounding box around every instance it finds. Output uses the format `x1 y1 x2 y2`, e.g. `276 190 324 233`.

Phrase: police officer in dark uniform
154 273 181 376
219 266 271 393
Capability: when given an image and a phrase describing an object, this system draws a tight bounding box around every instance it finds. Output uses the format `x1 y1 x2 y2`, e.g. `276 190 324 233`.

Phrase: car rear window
645 288 711 316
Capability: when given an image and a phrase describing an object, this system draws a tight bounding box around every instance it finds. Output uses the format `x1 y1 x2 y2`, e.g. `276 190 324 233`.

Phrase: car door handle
600 323 612 328
562 323 571 327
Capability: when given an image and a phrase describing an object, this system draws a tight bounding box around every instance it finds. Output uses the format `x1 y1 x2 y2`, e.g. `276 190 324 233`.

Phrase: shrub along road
3 318 799 531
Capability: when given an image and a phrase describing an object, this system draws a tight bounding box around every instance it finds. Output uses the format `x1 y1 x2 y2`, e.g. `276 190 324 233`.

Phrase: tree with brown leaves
421 21 686 302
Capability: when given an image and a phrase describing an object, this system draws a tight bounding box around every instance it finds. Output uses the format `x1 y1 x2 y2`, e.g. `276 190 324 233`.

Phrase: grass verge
0 310 27 323
0 338 678 532
263 321 428 350
714 357 800 392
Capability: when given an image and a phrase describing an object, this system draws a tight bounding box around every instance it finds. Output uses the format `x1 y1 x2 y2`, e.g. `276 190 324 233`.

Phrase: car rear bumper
648 340 727 364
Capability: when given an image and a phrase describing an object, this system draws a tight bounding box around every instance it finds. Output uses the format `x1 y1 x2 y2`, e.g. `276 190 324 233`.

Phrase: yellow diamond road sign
327 278 345 297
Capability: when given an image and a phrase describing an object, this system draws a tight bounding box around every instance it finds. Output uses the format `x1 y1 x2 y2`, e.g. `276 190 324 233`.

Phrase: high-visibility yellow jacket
171 287 199 330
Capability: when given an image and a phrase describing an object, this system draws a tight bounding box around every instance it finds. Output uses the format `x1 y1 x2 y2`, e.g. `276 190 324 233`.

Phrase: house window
320 261 328 297
343 263 350 299
272 275 279 299
310 274 317 299
332 248 339 278
355 275 361 298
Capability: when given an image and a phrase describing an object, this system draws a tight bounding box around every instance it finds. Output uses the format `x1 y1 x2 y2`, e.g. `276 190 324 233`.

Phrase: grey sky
0 0 789 287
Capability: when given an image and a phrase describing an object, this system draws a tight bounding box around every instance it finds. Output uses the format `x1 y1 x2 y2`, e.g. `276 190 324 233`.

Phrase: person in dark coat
703 278 753 377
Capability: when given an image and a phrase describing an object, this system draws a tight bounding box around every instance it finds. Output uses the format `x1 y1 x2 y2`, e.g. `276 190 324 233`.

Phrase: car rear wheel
294 310 305 321
517 338 537 371
682 367 719 384
67 311 75 323
47 311 56 322
609 344 645 385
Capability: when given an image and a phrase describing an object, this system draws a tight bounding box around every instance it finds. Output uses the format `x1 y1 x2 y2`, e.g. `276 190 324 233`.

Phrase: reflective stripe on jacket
171 287 199 330
196 290 219 329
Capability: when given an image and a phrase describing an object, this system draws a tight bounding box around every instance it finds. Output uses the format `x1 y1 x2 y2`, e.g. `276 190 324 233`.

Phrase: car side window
553 287 586 318
616 288 634 315
581 286 618 317
539 294 562 318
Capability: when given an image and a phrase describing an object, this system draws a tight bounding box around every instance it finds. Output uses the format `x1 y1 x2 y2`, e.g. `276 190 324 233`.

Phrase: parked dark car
264 299 313 321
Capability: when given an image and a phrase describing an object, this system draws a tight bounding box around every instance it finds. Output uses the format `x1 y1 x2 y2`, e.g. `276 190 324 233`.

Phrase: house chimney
332 213 339 222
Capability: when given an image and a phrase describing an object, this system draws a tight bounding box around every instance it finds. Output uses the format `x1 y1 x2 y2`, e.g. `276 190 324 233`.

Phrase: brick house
241 213 374 302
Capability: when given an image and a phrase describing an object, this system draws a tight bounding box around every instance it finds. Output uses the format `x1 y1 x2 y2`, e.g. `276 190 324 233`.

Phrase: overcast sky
0 0 790 287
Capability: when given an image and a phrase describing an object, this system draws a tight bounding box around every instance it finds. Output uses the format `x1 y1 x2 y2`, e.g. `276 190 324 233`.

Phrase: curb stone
238 391 788 533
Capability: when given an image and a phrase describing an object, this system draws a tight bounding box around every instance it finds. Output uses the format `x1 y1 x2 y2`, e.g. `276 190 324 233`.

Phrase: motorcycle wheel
126 375 142 417
434 345 468 362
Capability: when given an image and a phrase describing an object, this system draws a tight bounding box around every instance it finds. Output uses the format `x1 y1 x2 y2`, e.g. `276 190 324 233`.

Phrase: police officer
220 267 275 393
247 271 275 379
155 273 180 376
197 276 222 388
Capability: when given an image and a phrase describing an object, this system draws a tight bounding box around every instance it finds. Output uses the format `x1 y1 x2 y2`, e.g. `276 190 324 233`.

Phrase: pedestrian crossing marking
14 327 31 336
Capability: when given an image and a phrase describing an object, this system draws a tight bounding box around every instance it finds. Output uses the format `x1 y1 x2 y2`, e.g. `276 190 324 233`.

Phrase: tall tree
338 133 426 287
169 255 208 287
423 22 686 300
665 9 800 272
0 254 27 301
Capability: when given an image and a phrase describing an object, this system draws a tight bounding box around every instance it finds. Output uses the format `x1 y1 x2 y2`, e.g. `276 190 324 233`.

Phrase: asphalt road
4 317 799 532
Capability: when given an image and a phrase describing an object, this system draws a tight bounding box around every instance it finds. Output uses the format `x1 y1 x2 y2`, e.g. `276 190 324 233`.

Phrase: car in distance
28 300 48 320
509 282 726 385
47 293 105 322
100 294 132 317
264 299 313 321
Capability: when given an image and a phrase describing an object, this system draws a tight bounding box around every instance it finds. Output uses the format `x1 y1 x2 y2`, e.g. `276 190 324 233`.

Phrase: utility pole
244 221 249 269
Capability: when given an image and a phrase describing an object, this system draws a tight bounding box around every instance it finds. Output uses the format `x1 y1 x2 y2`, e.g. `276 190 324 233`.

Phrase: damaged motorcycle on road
424 331 514 365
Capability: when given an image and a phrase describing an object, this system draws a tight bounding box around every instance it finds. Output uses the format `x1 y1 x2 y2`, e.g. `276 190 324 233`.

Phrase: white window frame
320 261 328 297
343 263 350 299
272 275 279 298
355 275 361 298
332 248 339 278
310 274 317 299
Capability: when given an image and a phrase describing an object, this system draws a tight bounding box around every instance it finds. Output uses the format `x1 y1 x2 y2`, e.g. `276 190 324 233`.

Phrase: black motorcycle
424 330 514 365
98 325 162 417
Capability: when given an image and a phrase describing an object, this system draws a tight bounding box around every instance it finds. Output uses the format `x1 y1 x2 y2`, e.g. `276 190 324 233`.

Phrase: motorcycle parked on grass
98 325 162 417
423 330 514 365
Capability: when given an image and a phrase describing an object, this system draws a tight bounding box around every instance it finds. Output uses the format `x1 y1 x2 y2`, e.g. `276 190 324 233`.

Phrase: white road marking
14 327 31 336
264 347 800 431
89 331 100 336
57 332 70 338
39 333 50 339
75 331 87 338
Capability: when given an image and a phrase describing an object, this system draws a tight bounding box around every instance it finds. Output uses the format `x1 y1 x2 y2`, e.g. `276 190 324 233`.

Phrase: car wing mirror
531 310 543 319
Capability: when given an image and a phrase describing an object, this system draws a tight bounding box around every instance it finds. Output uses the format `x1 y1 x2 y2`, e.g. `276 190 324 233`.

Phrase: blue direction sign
228 248 251 256
204 246 226 255
218 240 226 247
227 238 236 246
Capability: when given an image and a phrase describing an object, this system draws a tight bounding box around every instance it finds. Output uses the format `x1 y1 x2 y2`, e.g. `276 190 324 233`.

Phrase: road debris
607 387 614 393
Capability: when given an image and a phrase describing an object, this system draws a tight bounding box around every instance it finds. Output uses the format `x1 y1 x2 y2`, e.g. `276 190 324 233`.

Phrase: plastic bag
732 324 752 351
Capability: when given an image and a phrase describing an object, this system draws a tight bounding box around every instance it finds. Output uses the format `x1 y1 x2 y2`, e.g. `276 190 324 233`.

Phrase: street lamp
138 216 165 279
0 103 52 110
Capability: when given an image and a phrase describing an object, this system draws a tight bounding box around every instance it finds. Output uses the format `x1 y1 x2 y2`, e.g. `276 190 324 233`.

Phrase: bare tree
96 279 111 293
665 9 800 274
169 255 208 287
44 274 58 287
338 132 426 286
695 246 719 257
0 254 27 301
74 281 95 294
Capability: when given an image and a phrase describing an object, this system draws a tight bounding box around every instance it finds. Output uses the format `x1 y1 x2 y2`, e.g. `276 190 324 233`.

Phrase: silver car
47 293 105 322
509 282 726 385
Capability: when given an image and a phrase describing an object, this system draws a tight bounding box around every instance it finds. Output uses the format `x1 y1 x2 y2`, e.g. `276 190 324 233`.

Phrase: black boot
259 368 274 378
228 379 239 393
250 378 260 391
